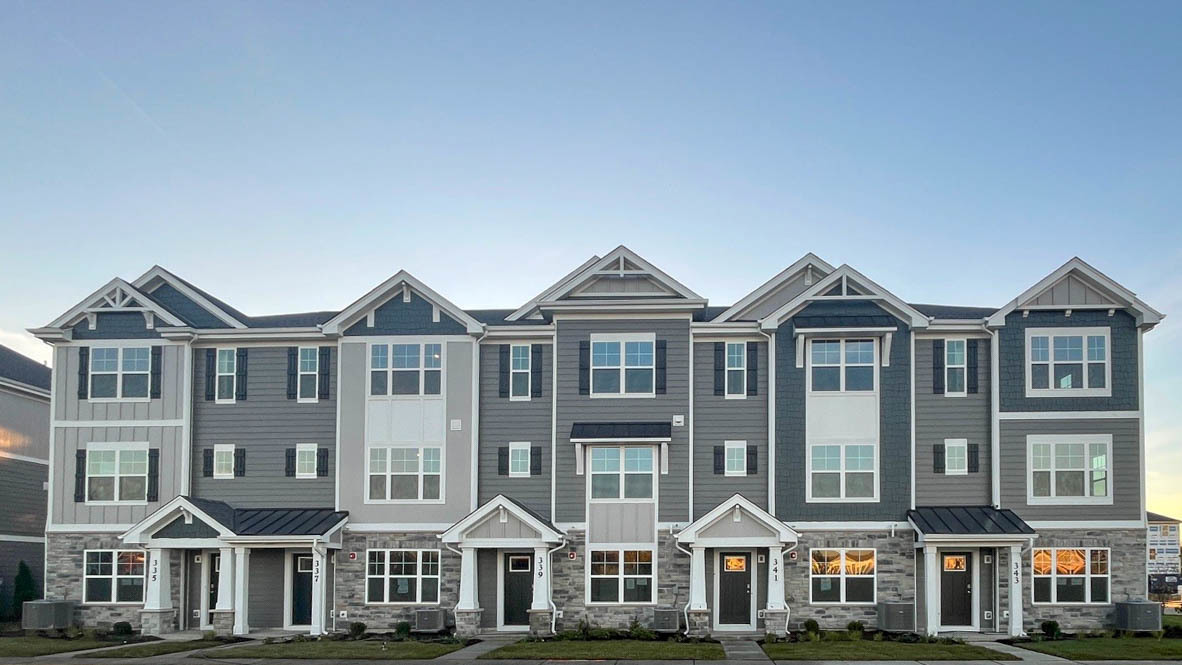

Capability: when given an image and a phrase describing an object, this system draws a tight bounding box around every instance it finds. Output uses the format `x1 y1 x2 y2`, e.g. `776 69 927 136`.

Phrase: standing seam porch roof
907 506 1035 536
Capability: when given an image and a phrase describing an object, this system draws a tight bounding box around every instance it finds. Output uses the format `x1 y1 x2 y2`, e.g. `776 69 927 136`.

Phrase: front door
940 552 972 627
291 555 313 626
207 552 220 625
718 552 752 627
502 553 532 628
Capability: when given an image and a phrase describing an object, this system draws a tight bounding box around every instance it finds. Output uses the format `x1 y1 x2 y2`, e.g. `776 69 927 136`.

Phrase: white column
232 547 251 635
766 547 786 610
215 548 234 611
923 545 939 635
310 548 326 635
457 547 479 610
1008 545 1024 636
144 549 172 610
689 546 707 610
531 547 551 611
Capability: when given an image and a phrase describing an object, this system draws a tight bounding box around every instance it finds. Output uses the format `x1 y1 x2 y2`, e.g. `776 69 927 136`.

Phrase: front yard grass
1016 636 1182 660
219 638 465 660
1163 613 1182 629
480 639 725 660
88 638 228 658
762 639 1018 661
0 636 121 657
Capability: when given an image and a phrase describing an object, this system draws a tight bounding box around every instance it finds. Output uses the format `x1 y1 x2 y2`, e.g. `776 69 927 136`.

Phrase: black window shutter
933 444 945 474
530 345 543 398
233 448 245 477
713 342 725 396
147 449 159 501
746 444 758 475
149 346 162 399
286 347 298 399
530 446 542 476
967 339 979 394
285 448 296 477
746 342 759 396
498 447 509 476
203 449 214 477
932 340 945 394
318 347 331 399
968 444 980 473
317 448 329 477
578 341 590 395
498 345 510 398
204 349 216 401
74 450 86 501
655 339 667 395
77 347 89 399
713 446 724 474
234 349 248 401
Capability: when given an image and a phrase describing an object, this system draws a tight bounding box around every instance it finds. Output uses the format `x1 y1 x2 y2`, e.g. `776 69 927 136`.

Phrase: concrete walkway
436 634 521 660
718 637 771 661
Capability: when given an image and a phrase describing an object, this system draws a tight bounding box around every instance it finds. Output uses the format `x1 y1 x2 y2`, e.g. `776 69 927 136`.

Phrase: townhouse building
30 248 1161 638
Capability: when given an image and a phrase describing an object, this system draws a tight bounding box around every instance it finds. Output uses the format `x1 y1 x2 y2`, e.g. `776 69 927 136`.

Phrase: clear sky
2 1 1179 512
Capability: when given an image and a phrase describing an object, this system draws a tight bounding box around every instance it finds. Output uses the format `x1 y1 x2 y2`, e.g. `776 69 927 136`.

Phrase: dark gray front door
940 552 972 627
207 552 220 625
291 555 313 626
718 552 751 626
503 553 532 627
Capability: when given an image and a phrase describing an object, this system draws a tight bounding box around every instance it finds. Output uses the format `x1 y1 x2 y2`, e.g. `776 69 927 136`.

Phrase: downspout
761 329 776 516
444 543 466 623
780 542 798 635
547 537 567 636
674 541 693 636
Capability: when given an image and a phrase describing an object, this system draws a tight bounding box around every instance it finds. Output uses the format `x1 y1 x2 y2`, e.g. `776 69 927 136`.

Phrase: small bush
202 630 216 641
872 630 884 642
895 632 921 643
628 619 657 641
394 621 411 639
803 618 820 634
12 561 39 621
112 621 134 636
847 620 865 639
349 622 367 639
1041 620 1061 639
587 628 616 640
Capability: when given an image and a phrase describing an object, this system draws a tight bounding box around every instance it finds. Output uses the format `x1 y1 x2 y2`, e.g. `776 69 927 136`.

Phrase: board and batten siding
914 338 992 506
692 341 768 519
477 343 552 518
54 344 187 422
554 318 690 524
190 346 337 509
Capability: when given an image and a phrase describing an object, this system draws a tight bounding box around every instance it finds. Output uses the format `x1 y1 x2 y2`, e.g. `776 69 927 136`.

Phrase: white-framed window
725 440 747 476
296 555 313 573
809 548 876 604
511 344 531 400
1026 327 1111 397
508 442 531 478
212 444 235 479
298 347 318 402
216 348 236 403
295 443 318 479
944 438 968 476
1032 548 1109 604
726 342 746 398
809 339 876 392
89 346 151 400
945 339 966 396
369 343 442 396
365 549 440 604
591 333 654 397
808 443 877 501
589 446 654 500
367 447 442 502
86 442 148 503
588 549 654 604
1028 434 1111 504
508 555 531 572
83 550 145 604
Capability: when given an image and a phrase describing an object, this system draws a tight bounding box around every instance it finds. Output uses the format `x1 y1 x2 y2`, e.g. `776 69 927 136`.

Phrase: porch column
310 547 326 635
1008 545 1024 636
689 546 707 610
766 547 786 610
144 548 172 610
923 545 939 636
232 547 251 636
216 548 234 610
531 546 551 611
457 547 478 610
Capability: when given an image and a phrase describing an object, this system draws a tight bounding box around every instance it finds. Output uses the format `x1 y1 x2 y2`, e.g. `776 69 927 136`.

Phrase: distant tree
12 561 39 620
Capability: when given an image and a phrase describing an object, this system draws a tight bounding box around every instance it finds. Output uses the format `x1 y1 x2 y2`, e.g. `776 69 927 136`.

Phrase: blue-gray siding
71 312 161 339
343 292 465 336
0 458 47 536
145 283 227 328
0 541 44 618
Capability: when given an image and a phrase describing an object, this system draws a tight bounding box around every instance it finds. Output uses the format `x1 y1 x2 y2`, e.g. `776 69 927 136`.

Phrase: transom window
298 348 318 401
590 446 654 500
511 345 531 399
84 550 145 604
945 339 966 395
86 444 148 502
810 339 875 392
216 349 236 402
810 549 876 604
368 446 442 501
589 549 653 604
365 549 440 604
212 444 235 479
89 347 150 399
370 343 442 396
508 442 531 478
295 443 318 479
726 343 746 397
809 443 876 500
1027 327 1110 396
591 334 654 396
944 438 968 475
725 441 747 476
1029 435 1110 504
1033 548 1109 604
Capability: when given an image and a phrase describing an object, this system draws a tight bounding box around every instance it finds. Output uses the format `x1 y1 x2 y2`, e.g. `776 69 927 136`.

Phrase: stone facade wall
333 531 460 630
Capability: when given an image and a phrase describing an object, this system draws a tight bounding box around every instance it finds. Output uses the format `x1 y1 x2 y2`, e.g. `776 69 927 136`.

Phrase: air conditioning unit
876 602 914 632
653 609 681 633
1114 601 1161 631
22 600 76 630
413 608 447 633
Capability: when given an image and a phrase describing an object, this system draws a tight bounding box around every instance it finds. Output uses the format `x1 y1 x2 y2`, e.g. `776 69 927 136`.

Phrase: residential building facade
30 249 1162 637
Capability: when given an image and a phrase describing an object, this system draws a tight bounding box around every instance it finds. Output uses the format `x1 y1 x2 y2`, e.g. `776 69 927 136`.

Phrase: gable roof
677 493 797 545
759 264 930 330
41 277 187 334
133 266 248 329
320 270 483 335
1148 511 1182 524
713 253 835 322
0 344 50 394
440 494 564 544
987 257 1164 328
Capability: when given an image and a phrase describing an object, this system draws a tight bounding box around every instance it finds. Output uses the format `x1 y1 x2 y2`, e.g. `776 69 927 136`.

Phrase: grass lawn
89 639 228 658
480 639 725 660
1164 613 1182 628
220 639 465 660
0 637 122 657
1017 636 1182 660
762 639 1018 661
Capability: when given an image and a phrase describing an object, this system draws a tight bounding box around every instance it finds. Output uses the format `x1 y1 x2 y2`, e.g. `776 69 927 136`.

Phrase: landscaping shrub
872 630 885 642
349 622 367 639
12 561 38 621
895 632 922 643
394 621 411 639
847 620 865 639
1041 620 1061 639
202 630 216 641
112 621 134 637
803 618 820 634
628 619 656 641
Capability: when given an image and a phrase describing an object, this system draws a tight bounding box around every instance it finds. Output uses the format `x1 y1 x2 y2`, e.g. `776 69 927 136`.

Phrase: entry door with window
940 553 972 628
291 555 313 626
502 554 532 628
207 552 220 625
718 552 752 627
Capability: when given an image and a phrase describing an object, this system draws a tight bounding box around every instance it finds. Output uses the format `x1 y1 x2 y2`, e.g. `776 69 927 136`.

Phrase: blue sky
2 1 1179 511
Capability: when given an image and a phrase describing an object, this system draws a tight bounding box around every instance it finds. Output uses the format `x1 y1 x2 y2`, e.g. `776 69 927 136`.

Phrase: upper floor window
726 343 746 397
1028 434 1110 504
1033 548 1108 604
509 441 531 478
367 446 442 502
1026 327 1110 397
90 347 150 400
810 548 876 604
590 446 654 500
808 443 876 501
945 340 966 396
591 334 654 397
84 550 145 604
295 443 318 479
370 343 442 396
511 345 531 399
216 349 236 403
212 444 235 479
298 347 319 402
810 339 875 392
943 439 968 475
86 443 148 503
724 441 747 476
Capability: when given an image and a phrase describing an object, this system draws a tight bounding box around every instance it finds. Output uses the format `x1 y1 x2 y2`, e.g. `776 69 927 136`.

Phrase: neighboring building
0 344 51 618
1147 511 1180 595
29 250 1163 637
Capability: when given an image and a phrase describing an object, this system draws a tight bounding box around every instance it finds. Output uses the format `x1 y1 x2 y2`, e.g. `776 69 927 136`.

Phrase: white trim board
0 534 46 543
0 451 49 465
998 411 1139 420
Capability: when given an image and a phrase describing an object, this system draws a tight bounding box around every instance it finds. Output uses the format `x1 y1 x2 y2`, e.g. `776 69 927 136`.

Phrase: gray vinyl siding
731 272 812 321
190 346 337 509
554 319 691 524
145 283 226 328
0 458 48 536
477 343 552 517
692 341 768 518
0 388 49 460
54 345 187 422
477 549 498 628
999 418 1141 521
71 312 161 339
0 541 45 618
248 549 285 628
914 338 992 506
343 292 466 336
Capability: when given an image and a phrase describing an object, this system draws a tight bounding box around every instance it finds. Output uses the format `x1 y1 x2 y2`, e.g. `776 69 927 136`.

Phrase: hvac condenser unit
876 602 914 632
21 600 76 630
413 608 447 633
652 609 681 633
1114 601 1161 631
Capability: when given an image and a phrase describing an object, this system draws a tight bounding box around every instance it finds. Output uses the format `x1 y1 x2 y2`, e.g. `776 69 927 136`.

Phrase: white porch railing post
924 545 939 636
689 546 707 610
457 547 479 611
144 549 172 610
216 548 234 611
232 547 251 635
310 548 326 635
1008 545 1024 636
766 547 786 610
531 546 551 611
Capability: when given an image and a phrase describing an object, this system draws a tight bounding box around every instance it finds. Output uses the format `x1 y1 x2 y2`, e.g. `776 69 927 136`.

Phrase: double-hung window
1028 434 1111 504
726 343 746 397
943 439 968 475
298 348 318 402
1026 327 1110 396
809 443 876 500
365 549 440 604
212 444 235 479
216 349 236 403
589 446 654 500
370 343 442 396
1033 548 1109 604
945 339 966 395
508 441 531 478
810 339 875 392
810 549 876 604
367 447 442 501
89 347 150 399
295 443 318 479
589 549 654 603
591 334 654 396
510 345 531 399
84 550 145 604
86 443 148 503
724 441 747 476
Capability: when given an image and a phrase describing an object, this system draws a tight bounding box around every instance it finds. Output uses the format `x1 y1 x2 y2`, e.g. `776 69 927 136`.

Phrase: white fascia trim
539 300 706 313
192 330 327 342
0 534 46 543
987 257 1164 328
570 437 671 444
121 496 238 543
998 411 1140 420
759 265 930 331
506 255 603 322
441 494 563 544
0 451 49 465
0 377 50 401
482 327 555 340
916 327 990 336
132 266 248 329
1026 520 1146 530
345 523 452 533
677 493 797 544
45 277 186 330
914 533 1035 547
53 419 184 428
321 270 483 335
713 253 836 322
46 524 134 533
786 521 913 532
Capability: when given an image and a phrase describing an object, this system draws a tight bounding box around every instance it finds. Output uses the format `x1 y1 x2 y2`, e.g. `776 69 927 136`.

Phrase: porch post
1008 545 1024 636
144 548 172 610
531 546 551 611
233 547 251 635
766 547 786 610
216 548 234 610
923 545 939 636
689 546 707 610
457 547 478 610
310 547 326 635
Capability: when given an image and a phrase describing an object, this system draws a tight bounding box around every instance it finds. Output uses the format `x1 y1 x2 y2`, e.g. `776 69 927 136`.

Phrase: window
210 444 235 479
84 550 145 604
365 549 440 604
944 438 968 476
367 447 442 501
945 339 966 396
370 343 442 396
810 339 875 392
216 349 236 402
725 441 747 476
589 549 653 603
809 443 876 500
89 347 150 400
298 348 318 402
296 556 313 573
590 446 654 500
1033 548 1109 604
1026 327 1110 396
591 334 654 396
86 444 148 502
295 443 318 479
508 555 531 572
1028 435 1110 504
511 345 531 400
726 343 746 397
508 442 531 478
810 549 876 604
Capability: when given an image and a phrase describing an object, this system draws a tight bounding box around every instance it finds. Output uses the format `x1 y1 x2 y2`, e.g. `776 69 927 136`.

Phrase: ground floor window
589 549 654 604
365 549 440 604
1033 548 1109 604
809 548 876 604
84 550 145 604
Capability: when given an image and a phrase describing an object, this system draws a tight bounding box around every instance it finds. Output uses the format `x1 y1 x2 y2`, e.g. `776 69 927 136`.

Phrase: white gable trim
987 257 1163 328
440 494 563 544
133 266 247 329
45 278 186 331
320 270 483 335
759 265 930 330
121 496 236 544
713 253 835 322
505 256 603 322
677 494 797 545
